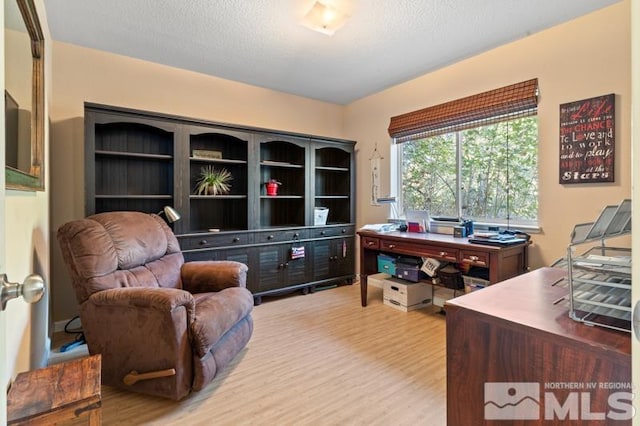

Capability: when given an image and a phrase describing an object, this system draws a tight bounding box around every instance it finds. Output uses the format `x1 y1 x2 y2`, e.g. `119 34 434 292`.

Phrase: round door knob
233 237 240 243
1 273 45 311
268 235 274 240
321 231 326 235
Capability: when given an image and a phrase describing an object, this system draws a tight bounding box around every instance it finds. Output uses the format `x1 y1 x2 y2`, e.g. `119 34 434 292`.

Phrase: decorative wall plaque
559 94 615 184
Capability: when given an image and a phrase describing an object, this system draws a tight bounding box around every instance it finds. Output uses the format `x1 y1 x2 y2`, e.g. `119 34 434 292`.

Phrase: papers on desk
468 233 526 246
359 223 397 233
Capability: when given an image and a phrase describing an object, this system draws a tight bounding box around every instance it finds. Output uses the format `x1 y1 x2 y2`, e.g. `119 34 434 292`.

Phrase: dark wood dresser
445 267 631 425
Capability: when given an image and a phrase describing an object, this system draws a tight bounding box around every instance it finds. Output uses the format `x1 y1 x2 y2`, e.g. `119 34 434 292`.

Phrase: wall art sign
559 94 615 184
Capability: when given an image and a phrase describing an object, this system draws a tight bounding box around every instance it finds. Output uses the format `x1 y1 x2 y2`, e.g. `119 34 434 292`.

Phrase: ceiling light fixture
301 1 348 36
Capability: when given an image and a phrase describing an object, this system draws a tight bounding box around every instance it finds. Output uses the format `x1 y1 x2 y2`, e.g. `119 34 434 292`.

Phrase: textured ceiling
44 0 620 105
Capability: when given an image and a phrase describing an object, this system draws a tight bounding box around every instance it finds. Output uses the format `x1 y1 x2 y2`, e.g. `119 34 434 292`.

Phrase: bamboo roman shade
388 78 539 143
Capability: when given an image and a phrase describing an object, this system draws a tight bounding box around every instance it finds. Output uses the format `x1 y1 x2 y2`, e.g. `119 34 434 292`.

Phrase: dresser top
445 267 631 356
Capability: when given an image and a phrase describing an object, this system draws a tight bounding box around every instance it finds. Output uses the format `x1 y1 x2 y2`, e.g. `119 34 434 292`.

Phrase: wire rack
553 200 632 333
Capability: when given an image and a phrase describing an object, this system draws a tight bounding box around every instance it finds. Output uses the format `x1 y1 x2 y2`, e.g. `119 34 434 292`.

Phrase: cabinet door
313 237 355 281
333 237 355 277
255 244 310 293
182 246 257 292
256 245 287 292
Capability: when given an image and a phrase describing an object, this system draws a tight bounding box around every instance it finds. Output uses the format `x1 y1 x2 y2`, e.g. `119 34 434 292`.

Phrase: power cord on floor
60 315 86 352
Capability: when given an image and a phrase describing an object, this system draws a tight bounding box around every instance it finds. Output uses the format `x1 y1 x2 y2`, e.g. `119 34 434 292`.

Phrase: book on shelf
193 149 222 160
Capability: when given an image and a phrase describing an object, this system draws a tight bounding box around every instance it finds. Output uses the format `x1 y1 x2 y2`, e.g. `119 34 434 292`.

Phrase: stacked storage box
377 254 396 275
383 277 433 312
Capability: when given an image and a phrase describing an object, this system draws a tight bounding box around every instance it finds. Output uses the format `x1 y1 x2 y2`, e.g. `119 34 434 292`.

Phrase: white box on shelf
368 272 392 289
383 278 432 312
433 287 456 307
314 207 329 225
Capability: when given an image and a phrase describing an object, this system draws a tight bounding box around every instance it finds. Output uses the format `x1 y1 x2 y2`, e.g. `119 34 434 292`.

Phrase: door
1 14 7 421
1 0 7 417
632 2 639 425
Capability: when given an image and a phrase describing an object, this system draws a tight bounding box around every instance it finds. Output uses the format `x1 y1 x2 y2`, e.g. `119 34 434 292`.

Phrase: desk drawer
419 246 459 263
460 249 490 267
361 236 379 250
379 240 458 262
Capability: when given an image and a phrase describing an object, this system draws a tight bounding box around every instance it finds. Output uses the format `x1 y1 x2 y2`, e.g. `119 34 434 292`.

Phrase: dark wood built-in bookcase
85 103 356 303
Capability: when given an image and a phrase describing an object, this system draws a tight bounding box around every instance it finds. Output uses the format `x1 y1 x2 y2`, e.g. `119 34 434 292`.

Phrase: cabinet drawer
255 229 308 244
361 237 379 250
312 225 355 238
460 250 490 267
179 232 252 250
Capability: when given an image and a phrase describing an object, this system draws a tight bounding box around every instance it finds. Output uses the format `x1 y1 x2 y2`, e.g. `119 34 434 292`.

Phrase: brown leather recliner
57 211 253 400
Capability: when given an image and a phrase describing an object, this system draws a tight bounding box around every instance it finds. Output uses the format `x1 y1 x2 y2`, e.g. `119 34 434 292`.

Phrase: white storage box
383 278 432 312
314 207 329 225
463 275 489 293
368 272 392 289
433 287 456 307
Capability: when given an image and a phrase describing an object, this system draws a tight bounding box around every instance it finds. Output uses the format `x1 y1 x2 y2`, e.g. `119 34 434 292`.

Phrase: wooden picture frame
559 94 615 184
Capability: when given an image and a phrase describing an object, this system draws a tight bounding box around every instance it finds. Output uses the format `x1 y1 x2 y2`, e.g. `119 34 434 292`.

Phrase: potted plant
195 165 232 195
265 179 281 196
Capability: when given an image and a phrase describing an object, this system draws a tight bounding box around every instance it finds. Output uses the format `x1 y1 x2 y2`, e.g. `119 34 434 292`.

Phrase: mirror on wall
4 0 44 191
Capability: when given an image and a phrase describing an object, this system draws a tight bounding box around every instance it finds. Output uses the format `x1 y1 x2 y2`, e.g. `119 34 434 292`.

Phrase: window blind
388 78 538 143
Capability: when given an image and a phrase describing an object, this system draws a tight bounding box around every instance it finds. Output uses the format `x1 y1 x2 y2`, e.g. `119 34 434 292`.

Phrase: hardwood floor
58 283 447 425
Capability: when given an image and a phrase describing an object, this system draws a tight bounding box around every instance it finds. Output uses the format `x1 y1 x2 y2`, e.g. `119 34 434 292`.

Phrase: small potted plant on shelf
265 179 281 196
195 165 232 195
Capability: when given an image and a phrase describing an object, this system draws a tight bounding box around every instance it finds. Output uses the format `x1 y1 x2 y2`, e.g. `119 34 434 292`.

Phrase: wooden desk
445 268 631 425
8 355 102 425
357 230 528 306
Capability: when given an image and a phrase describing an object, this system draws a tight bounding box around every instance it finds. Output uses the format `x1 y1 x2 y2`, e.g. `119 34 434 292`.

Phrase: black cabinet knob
199 240 207 245
341 229 346 233
233 237 240 243
320 231 326 235
268 235 274 240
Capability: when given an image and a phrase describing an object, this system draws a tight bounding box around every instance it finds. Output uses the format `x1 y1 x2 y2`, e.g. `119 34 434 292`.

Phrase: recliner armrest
181 261 248 293
89 287 195 318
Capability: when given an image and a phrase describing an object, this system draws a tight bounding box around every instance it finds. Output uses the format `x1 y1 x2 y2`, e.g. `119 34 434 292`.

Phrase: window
388 79 539 227
396 117 538 225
